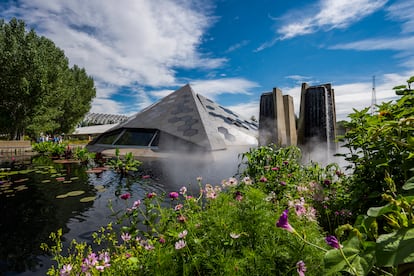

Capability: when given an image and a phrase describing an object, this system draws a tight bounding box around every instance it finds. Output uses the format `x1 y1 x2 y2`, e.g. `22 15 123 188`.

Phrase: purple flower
120 192 131 200
296 260 306 276
159 237 166 244
276 209 295 233
326 235 341 249
260 176 268 182
283 161 289 165
280 181 287 186
169 192 179 199
323 179 332 186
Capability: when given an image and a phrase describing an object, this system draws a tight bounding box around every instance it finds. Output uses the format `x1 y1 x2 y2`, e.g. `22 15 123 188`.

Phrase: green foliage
40 75 414 276
239 144 352 233
0 18 96 140
339 77 414 215
106 148 142 176
43 179 327 275
72 147 96 163
32 142 67 157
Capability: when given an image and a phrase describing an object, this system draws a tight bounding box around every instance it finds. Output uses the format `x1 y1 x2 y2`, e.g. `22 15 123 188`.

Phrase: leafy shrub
339 77 414 215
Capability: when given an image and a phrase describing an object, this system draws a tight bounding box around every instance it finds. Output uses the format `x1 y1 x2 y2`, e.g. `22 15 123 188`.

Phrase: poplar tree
0 18 96 140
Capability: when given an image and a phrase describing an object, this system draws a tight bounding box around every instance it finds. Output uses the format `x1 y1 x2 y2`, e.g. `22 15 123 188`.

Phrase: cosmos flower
147 192 157 199
260 176 268 182
120 193 131 200
179 186 187 194
60 264 73 276
175 239 186 250
121 232 131 242
169 192 179 199
296 260 306 276
178 230 188 239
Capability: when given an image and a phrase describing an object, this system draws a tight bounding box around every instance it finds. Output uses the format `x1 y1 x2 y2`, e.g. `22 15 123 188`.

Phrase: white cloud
330 36 414 51
386 0 414 34
2 0 226 114
225 40 250 53
277 0 387 39
257 0 387 50
190 78 260 100
149 89 175 99
227 101 260 121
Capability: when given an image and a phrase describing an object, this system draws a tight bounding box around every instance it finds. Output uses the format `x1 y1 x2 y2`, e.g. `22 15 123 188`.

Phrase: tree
0 18 96 140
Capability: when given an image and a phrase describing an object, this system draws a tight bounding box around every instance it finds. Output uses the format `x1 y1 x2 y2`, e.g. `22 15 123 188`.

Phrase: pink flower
271 167 280 171
276 209 295 233
120 193 131 200
175 239 186 250
280 181 287 186
260 176 268 182
177 214 187 223
296 260 306 276
178 230 188 238
242 176 253 185
132 200 141 209
159 237 166 244
121 232 131 242
147 192 156 199
234 191 243 201
174 204 183 211
142 175 151 179
60 264 73 276
179 186 187 194
169 192 179 199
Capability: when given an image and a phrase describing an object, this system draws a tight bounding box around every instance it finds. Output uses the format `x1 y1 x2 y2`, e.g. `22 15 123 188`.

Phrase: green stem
294 232 328 252
339 246 359 276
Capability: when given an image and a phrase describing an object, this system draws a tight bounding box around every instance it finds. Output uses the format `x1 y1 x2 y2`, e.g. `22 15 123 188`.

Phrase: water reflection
0 149 244 275
0 156 166 275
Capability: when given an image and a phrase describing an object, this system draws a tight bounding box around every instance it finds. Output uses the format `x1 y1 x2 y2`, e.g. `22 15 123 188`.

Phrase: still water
0 151 243 275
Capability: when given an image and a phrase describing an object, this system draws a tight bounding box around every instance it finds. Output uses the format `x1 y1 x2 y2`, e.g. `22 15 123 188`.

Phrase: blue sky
1 0 413 121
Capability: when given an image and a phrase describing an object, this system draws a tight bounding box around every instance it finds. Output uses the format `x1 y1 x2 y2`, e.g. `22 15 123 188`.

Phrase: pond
0 149 245 275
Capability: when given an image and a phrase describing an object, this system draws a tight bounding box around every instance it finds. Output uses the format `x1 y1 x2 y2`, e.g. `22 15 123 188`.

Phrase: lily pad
63 180 72 184
41 180 51 183
14 178 29 183
95 185 106 192
70 177 79 180
80 196 96 202
15 185 28 191
66 190 85 197
56 194 68 199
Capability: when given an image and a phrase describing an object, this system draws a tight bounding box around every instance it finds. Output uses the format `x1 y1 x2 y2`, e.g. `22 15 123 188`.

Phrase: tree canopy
0 18 96 140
